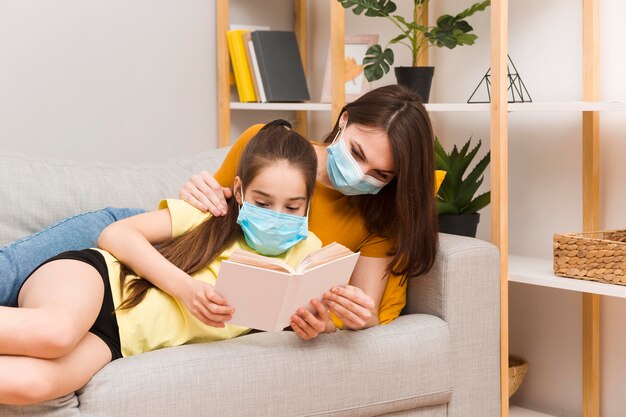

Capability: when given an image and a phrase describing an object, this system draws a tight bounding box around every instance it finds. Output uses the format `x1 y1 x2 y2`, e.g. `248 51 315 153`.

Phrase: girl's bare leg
0 332 111 405
0 259 104 358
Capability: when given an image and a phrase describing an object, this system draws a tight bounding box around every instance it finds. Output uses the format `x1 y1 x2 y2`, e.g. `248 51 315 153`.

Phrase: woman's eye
286 206 301 212
255 201 269 207
350 147 363 161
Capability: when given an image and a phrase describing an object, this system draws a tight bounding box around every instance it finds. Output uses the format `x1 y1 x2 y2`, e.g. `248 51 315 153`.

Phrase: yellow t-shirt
214 124 445 325
95 199 322 357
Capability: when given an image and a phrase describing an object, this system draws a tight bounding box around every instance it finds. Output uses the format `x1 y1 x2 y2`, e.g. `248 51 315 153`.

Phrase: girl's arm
97 209 233 327
323 255 390 330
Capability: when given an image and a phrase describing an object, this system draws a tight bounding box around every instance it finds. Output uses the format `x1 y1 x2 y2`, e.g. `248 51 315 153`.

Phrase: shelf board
509 255 626 298
230 101 626 113
425 101 626 112
508 101 626 112
230 102 332 111
510 406 557 417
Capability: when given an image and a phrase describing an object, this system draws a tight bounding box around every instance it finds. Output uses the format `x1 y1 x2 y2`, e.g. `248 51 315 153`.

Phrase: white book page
277 252 360 325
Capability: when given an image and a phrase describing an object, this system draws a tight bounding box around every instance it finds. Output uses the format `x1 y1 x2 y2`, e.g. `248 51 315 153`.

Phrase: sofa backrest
0 148 230 246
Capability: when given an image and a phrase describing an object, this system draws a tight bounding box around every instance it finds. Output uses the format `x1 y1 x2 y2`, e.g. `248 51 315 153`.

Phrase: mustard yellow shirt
96 199 322 357
214 124 445 325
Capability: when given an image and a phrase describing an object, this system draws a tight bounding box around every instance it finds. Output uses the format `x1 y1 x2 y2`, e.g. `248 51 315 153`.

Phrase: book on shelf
215 242 359 332
242 31 266 103
251 30 310 102
226 30 257 102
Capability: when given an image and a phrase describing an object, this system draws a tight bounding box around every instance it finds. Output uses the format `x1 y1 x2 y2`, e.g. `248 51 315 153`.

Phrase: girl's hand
323 285 375 330
291 299 335 340
182 279 234 327
179 171 232 216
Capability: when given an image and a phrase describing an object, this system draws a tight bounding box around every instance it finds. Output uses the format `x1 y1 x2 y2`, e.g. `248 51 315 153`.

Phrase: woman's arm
97 210 233 327
323 255 390 330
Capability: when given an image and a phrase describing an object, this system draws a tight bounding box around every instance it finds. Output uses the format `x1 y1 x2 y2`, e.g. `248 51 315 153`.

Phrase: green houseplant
435 136 490 237
338 0 490 102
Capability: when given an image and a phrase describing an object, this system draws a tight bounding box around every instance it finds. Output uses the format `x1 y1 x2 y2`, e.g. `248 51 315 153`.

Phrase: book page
227 249 295 274
296 242 354 273
276 252 360 326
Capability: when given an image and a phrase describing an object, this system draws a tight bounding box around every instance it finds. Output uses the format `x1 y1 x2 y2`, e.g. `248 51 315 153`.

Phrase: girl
0 121 330 405
1 85 443 332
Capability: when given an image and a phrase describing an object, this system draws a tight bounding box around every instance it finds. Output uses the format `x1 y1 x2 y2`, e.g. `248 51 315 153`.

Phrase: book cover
215 243 359 332
226 30 257 102
251 31 310 102
247 38 267 103
242 32 266 103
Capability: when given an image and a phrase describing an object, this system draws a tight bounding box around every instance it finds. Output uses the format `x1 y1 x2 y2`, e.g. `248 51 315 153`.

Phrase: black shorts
19 249 123 361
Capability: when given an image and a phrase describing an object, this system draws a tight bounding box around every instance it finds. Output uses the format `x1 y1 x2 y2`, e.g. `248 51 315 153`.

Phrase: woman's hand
179 171 232 216
291 299 335 340
323 285 376 330
181 279 234 328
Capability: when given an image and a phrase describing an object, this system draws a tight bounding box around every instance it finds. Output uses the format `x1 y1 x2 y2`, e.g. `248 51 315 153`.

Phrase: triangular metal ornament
467 55 532 103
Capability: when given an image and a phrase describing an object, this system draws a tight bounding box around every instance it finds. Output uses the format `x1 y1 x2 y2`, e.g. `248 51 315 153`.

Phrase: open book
215 242 359 332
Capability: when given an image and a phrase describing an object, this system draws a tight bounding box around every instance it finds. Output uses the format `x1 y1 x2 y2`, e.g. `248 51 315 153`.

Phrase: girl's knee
32 316 84 359
1 370 57 405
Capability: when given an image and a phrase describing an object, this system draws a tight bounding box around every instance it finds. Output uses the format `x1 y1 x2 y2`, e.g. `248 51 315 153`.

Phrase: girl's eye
286 206 301 212
255 201 269 208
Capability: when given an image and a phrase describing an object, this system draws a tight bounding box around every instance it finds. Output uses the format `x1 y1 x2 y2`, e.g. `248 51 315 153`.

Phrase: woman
0 84 442 330
0 121 330 405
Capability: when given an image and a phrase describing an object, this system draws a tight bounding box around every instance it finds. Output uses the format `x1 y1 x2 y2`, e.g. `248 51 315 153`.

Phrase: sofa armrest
404 233 500 417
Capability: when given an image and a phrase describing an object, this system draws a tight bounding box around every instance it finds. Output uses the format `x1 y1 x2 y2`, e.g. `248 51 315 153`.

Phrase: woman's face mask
236 185 309 256
326 117 388 196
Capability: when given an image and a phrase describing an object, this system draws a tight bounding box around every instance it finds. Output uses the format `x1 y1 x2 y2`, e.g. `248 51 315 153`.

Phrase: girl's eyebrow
251 190 306 201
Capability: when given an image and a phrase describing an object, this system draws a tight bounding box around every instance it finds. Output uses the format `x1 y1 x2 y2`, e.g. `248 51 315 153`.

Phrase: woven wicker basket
508 355 528 398
553 230 626 285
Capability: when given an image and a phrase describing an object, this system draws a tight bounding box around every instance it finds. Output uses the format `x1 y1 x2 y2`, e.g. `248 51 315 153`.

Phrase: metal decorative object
467 55 532 103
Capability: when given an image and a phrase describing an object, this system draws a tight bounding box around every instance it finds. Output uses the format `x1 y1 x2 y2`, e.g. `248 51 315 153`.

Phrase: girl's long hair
323 85 438 283
117 120 317 310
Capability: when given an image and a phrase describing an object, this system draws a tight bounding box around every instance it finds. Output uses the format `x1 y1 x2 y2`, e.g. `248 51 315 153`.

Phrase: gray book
251 31 310 102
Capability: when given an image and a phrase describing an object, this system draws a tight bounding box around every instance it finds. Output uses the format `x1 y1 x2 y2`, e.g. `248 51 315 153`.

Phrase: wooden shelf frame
494 0 603 416
216 0 345 147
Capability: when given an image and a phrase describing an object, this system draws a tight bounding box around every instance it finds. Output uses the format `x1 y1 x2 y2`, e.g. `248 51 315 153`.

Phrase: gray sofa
0 147 500 417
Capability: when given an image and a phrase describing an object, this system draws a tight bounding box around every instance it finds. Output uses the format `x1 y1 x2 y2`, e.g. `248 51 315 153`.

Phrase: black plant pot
438 213 480 238
394 66 435 103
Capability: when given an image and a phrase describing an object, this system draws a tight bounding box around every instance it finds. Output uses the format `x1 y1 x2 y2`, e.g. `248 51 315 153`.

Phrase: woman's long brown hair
323 85 438 283
117 120 318 310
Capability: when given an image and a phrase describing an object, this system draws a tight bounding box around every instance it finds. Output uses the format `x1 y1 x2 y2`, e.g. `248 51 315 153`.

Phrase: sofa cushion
0 314 452 417
0 148 230 246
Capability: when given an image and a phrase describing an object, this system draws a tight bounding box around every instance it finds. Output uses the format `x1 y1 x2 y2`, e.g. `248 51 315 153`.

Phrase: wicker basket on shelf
508 355 528 398
553 230 626 285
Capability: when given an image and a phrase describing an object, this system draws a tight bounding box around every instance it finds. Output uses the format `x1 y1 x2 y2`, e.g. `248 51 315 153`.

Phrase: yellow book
226 30 257 102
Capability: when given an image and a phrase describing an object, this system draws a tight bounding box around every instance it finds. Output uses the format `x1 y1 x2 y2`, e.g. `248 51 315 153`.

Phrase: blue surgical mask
236 187 309 256
326 121 387 196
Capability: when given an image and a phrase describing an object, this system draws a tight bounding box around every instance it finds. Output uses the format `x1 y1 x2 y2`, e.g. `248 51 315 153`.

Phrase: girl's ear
233 176 243 205
339 111 348 130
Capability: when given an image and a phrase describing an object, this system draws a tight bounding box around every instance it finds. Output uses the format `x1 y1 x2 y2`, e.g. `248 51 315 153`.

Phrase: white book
247 39 267 102
215 243 359 332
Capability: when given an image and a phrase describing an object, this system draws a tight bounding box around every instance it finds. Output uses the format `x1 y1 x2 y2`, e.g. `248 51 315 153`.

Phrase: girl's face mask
236 186 309 256
326 117 387 196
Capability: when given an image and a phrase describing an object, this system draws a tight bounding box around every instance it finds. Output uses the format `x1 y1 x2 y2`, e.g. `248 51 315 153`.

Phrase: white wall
0 1 216 162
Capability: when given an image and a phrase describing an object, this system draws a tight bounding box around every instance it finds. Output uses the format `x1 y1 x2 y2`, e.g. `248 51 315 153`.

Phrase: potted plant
338 0 491 102
435 136 490 237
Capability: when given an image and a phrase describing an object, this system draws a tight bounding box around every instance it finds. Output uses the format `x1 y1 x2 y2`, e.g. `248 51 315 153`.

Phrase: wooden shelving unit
215 0 345 147
492 0 607 416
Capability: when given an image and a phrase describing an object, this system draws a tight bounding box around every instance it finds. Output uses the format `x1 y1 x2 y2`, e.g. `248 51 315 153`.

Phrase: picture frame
320 34 379 103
